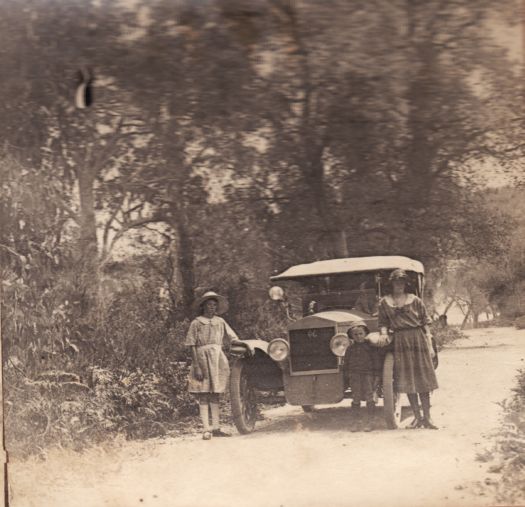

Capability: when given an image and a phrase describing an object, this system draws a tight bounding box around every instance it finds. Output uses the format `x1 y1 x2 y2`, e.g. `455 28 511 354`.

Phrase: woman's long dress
378 294 438 393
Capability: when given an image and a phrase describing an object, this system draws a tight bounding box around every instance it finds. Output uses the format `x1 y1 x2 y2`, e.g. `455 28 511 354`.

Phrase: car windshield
280 269 422 317
308 272 378 314
283 272 380 316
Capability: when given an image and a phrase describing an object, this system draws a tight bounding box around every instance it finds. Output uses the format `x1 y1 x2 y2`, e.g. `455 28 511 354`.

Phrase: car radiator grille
289 327 338 373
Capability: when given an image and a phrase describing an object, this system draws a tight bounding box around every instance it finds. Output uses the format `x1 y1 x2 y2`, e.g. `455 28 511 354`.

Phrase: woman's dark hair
383 278 415 295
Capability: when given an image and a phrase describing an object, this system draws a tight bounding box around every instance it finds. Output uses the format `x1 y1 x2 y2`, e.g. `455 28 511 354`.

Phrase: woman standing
378 269 439 429
185 291 239 440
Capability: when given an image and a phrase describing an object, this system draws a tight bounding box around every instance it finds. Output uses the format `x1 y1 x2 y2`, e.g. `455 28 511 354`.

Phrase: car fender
230 339 269 358
230 339 283 390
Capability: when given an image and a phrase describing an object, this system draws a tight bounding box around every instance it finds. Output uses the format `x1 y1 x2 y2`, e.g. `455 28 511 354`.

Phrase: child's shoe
350 405 361 432
364 403 375 432
212 429 231 437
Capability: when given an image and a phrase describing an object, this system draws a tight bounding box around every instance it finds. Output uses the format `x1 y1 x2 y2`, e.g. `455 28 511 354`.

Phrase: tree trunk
336 230 349 258
460 307 471 330
307 145 347 258
282 0 345 259
76 166 99 317
472 312 479 329
442 297 456 316
174 217 195 318
77 168 98 261
404 5 441 208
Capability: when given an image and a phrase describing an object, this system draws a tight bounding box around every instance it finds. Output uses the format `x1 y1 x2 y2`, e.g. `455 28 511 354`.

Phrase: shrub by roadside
476 315 516 328
514 315 525 330
477 368 525 505
430 322 466 349
4 362 199 459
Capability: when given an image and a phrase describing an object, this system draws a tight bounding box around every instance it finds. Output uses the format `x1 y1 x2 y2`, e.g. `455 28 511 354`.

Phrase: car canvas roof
270 256 424 281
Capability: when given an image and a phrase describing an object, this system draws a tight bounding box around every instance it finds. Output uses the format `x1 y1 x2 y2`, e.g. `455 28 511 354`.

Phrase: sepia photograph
0 0 524 506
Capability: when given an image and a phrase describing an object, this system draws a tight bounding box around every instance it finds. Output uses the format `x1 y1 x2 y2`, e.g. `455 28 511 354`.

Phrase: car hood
288 309 375 331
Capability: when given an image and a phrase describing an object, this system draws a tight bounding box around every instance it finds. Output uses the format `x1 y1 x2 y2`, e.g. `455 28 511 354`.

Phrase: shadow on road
254 404 415 434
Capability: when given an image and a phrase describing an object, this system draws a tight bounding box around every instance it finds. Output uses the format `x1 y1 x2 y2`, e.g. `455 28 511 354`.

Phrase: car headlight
330 333 350 357
268 339 290 361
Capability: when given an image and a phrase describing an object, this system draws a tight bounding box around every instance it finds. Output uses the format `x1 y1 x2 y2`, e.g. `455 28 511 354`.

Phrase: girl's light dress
185 315 239 393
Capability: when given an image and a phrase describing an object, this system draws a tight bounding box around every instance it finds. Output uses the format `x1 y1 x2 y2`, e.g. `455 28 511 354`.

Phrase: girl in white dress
186 291 239 440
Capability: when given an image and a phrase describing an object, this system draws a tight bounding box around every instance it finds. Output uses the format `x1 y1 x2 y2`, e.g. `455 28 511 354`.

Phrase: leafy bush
4 362 198 458
488 369 525 505
2 268 204 458
513 315 525 330
477 315 516 328
232 302 289 343
430 322 466 349
5 367 104 458
89 367 180 438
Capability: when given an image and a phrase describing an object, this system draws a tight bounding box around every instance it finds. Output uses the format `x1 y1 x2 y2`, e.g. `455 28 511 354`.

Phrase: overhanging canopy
270 256 424 281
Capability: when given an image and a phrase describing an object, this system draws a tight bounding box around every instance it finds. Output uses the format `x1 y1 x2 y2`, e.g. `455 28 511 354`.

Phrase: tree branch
52 197 79 223
101 195 127 257
91 117 125 174
104 213 168 258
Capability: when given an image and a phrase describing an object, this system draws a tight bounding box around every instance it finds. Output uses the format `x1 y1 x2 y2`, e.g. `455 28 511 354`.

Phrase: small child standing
344 321 382 432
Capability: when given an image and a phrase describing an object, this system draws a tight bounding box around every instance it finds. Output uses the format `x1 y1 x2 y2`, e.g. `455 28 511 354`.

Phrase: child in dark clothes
344 320 383 432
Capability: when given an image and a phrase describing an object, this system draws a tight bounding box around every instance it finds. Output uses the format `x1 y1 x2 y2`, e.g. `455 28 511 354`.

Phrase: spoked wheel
230 358 257 434
383 352 402 429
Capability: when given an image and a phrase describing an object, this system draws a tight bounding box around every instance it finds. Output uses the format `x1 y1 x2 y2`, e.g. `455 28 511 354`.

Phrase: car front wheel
230 358 257 434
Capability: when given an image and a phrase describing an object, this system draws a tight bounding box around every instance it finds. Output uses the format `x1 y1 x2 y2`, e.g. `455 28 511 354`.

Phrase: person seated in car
344 321 383 432
354 281 378 315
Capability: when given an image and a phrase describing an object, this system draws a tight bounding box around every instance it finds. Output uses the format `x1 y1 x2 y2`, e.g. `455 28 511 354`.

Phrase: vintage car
229 255 436 434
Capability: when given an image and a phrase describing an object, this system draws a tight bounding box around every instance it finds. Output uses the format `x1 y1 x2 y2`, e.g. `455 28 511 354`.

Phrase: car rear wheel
383 352 402 429
230 358 257 434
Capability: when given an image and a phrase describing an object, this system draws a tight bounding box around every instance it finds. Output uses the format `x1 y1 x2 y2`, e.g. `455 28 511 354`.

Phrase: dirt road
9 327 525 507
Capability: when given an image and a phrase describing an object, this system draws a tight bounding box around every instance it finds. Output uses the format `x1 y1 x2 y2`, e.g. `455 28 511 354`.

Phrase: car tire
230 358 257 434
383 352 401 429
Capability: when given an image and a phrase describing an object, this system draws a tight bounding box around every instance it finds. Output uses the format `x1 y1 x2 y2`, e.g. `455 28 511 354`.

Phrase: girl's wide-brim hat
192 291 229 315
389 268 409 282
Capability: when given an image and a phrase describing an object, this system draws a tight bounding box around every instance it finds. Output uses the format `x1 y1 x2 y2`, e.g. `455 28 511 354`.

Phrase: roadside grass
5 361 243 462
4 364 201 461
476 368 525 505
